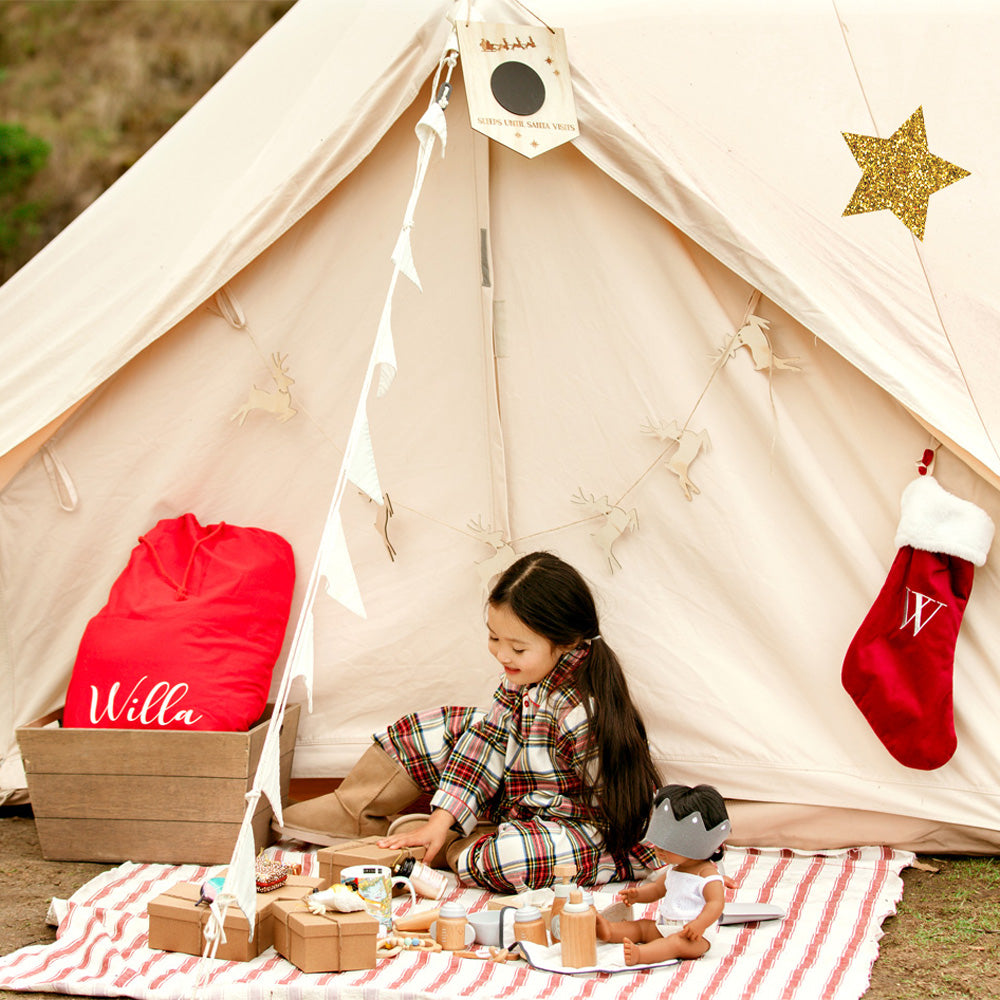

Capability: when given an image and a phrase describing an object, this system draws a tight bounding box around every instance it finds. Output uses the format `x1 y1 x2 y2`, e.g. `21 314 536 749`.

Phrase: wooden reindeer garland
642 419 711 501
713 314 800 373
633 297 798 505
571 489 638 573
467 517 518 589
361 492 397 562
374 493 396 562
232 353 297 426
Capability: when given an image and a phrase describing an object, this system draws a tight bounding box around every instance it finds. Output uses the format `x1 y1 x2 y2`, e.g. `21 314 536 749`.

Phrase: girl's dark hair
489 551 660 861
653 783 729 862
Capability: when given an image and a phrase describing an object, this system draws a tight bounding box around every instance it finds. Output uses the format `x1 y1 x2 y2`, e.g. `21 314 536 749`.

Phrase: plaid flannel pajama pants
376 706 656 893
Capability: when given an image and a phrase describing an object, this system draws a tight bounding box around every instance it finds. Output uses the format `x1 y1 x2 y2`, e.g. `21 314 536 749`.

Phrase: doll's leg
622 930 710 965
596 915 660 945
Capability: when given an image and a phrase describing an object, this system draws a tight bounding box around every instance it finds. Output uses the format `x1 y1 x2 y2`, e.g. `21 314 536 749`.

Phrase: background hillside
0 0 295 284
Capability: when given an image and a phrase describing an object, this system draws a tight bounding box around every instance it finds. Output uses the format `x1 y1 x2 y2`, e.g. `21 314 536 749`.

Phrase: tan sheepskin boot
273 742 421 846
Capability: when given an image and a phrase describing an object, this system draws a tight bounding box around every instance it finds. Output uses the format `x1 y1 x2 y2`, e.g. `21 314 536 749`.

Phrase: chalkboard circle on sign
490 61 545 116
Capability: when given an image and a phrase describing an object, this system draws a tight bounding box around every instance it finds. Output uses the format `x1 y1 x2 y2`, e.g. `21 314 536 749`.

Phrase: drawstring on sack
140 521 226 600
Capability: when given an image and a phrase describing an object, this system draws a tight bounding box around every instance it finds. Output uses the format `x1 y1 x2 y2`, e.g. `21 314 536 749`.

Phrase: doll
596 784 730 965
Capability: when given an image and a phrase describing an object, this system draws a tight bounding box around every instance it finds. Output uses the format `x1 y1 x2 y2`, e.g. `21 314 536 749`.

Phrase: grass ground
865 855 999 998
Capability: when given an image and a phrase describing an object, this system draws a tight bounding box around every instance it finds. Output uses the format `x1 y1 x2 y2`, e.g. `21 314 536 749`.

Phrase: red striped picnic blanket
0 845 911 1000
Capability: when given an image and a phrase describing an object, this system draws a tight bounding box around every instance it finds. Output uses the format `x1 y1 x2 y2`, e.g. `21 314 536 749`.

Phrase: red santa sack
64 513 295 732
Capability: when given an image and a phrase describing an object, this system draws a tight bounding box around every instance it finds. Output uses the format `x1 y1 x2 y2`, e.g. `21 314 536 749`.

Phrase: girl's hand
377 808 456 866
618 886 640 905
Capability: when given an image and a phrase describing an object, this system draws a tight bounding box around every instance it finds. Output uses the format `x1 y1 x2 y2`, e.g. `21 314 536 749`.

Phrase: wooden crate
16 702 300 864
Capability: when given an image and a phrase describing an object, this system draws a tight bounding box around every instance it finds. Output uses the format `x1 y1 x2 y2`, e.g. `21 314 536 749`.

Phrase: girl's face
487 602 573 687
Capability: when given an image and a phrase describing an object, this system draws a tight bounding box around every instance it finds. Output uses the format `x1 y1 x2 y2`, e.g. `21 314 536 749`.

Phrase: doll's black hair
653 783 729 862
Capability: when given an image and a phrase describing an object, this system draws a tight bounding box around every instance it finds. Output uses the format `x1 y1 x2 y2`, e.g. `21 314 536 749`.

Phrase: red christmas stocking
842 475 994 770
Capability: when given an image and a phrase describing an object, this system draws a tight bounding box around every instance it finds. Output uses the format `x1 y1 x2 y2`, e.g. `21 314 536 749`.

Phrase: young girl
275 551 661 893
596 784 730 965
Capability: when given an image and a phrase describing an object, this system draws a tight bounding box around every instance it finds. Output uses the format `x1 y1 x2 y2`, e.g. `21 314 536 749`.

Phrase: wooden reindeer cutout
643 419 711 501
571 489 638 573
374 493 396 562
467 517 517 589
231 353 297 426
714 315 800 372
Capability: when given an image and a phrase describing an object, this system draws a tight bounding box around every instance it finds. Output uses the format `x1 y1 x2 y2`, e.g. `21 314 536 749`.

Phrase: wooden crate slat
29 749 295 822
19 727 248 778
17 703 299 864
16 705 298 778
28 773 253 822
35 817 271 865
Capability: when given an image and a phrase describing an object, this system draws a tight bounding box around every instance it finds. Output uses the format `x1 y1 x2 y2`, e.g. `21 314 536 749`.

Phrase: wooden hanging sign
457 21 579 159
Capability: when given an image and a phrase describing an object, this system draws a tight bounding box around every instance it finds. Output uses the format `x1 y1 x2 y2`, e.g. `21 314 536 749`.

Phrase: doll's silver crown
644 796 731 860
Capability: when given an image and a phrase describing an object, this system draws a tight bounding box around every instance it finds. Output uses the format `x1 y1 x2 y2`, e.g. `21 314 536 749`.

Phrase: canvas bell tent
1 0 998 854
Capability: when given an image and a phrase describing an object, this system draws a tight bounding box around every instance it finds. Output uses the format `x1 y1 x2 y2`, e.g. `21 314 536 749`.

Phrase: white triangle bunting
416 101 447 155
318 512 367 618
256 730 285 828
221 819 259 934
346 415 383 505
391 227 421 290
373 306 397 398
286 606 315 710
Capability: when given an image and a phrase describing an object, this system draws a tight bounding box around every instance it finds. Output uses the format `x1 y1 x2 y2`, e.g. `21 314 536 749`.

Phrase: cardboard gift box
16 702 299 863
317 836 426 886
147 873 326 962
272 898 379 973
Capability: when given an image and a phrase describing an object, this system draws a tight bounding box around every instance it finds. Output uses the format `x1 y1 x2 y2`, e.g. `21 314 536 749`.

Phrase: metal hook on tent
432 28 460 108
436 47 459 106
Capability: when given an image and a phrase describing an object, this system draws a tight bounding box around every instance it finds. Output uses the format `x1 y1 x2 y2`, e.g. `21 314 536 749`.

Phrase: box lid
272 899 379 939
324 839 426 869
148 874 325 931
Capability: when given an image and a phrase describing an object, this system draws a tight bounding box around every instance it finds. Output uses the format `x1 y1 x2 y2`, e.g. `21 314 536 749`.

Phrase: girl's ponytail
574 637 660 859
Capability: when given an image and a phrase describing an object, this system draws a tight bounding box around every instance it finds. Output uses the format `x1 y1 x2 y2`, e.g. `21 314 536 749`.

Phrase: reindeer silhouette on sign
713 315 800 372
571 489 638 573
643 419 711 501
231 353 297 425
467 517 517 589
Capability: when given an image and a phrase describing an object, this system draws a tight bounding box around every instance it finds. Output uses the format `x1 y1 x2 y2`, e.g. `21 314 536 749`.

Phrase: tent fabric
1 0 999 851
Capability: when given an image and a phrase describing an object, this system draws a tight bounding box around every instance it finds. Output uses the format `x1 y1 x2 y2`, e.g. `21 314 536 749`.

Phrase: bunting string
193 28 461 993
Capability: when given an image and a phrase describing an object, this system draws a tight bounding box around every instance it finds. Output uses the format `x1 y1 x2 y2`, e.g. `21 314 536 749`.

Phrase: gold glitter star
842 106 969 240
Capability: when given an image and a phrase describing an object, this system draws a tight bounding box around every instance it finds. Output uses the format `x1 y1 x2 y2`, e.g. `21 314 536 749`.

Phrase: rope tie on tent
211 285 247 329
40 444 78 512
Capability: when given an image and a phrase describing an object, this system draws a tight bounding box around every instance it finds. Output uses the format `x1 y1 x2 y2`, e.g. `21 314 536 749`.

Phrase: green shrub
0 122 50 256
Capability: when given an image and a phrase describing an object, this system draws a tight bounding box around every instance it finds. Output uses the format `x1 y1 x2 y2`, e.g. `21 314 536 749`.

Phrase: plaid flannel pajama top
375 646 657 892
